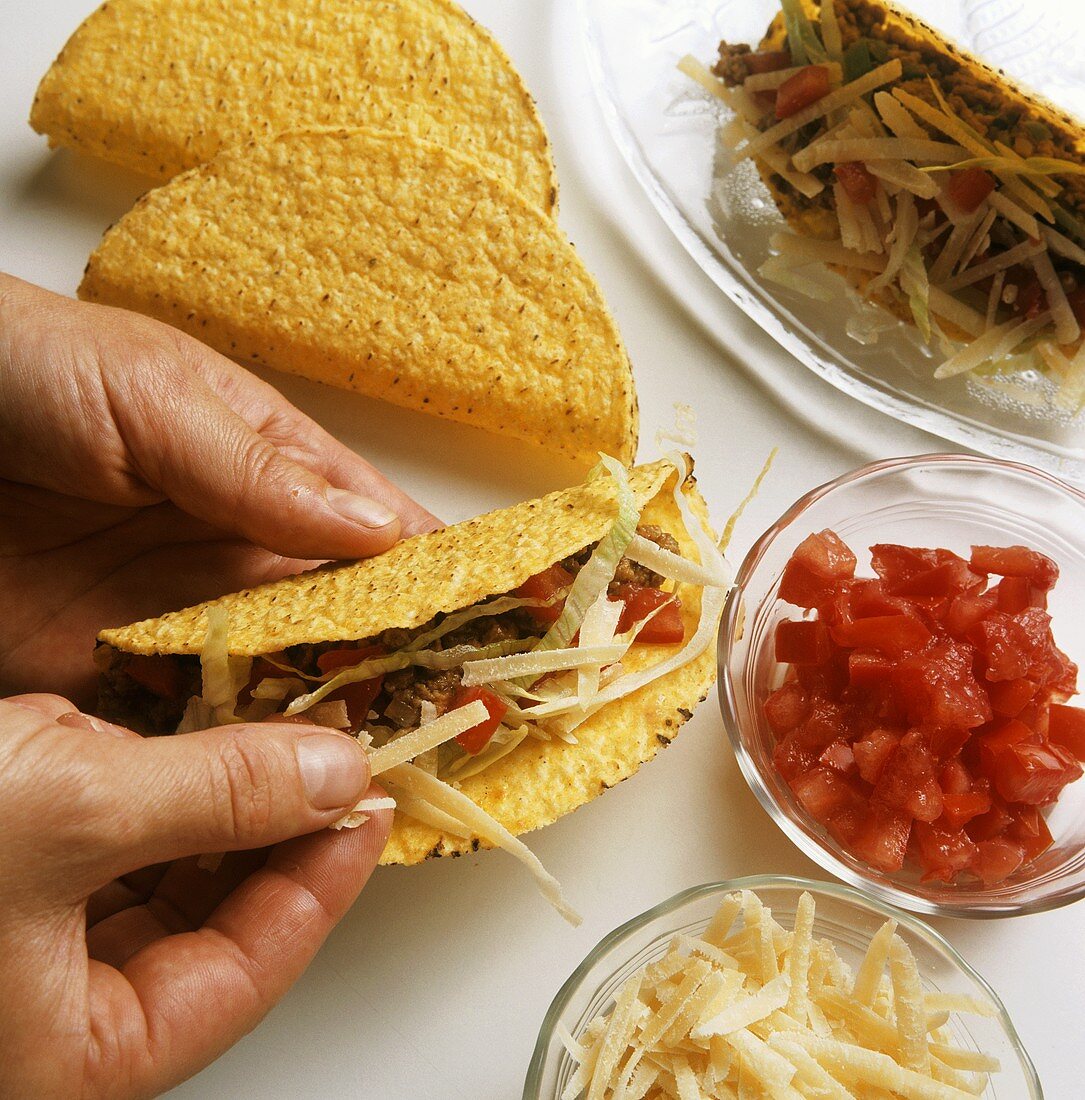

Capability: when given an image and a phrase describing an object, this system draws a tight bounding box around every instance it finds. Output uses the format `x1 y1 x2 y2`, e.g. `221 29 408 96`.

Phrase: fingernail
326 488 397 529
297 733 368 810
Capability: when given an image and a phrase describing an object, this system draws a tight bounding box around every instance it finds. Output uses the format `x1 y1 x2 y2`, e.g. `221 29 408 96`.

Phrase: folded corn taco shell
97 459 718 865
30 0 557 213
79 128 638 465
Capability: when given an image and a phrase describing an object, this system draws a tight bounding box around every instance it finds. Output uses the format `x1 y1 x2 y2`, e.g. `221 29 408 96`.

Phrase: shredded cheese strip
771 232 886 272
730 116 826 197
938 237 1045 291
382 762 581 925
735 60 902 163
1032 250 1082 345
760 256 837 300
743 62 841 92
934 312 1051 378
987 190 1040 238
928 204 986 285
1041 223 1085 265
928 286 986 338
792 136 964 173
625 533 730 587
875 90 927 139
366 699 489 777
331 794 397 831
871 190 918 291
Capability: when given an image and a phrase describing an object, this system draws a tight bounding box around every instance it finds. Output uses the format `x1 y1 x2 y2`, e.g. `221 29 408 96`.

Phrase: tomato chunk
775 64 831 119
834 162 877 205
612 584 684 643
452 686 508 754
970 545 1058 589
317 645 385 727
516 564 574 624
988 741 1082 805
125 655 185 699
945 167 995 215
775 619 831 665
778 529 857 608
763 681 810 734
1049 703 1085 760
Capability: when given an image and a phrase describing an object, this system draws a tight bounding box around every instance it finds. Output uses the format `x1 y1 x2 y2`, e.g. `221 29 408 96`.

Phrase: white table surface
2 1 1081 1096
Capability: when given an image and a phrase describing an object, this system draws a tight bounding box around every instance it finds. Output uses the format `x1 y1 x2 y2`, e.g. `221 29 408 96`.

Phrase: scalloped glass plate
580 0 1085 483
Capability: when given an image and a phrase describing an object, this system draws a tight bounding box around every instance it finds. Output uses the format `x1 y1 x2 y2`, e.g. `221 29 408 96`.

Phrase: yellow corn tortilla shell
30 0 557 213
78 128 637 465
98 458 719 864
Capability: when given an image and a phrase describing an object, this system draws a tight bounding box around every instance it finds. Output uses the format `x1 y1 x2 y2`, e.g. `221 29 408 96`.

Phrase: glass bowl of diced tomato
718 454 1085 916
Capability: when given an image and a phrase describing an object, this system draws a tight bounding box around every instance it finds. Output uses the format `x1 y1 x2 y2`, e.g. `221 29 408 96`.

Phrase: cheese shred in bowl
556 888 1004 1099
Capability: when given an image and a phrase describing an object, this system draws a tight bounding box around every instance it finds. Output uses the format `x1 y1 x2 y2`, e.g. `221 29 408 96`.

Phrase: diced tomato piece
516 564 574 624
943 592 997 638
970 545 1059 589
850 803 912 873
1049 703 1085 760
929 725 972 760
893 641 991 730
1006 805 1055 862
125 655 185 699
776 64 831 119
874 731 943 822
871 544 980 598
989 678 1038 718
940 791 992 830
996 575 1045 614
913 822 979 882
988 741 1082 805
612 584 684 643
975 717 1035 774
778 529 857 608
834 162 877 205
973 837 1025 884
853 728 899 785
746 48 792 74
945 167 995 215
317 645 386 728
966 797 1015 842
790 766 866 823
775 619 831 665
830 614 931 658
848 650 894 689
773 730 819 781
939 757 973 795
846 579 911 619
452 686 508 754
819 740 856 773
763 681 810 734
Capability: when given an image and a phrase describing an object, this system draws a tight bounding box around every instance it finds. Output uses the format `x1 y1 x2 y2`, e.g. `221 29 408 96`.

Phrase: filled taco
94 456 729 919
681 0 1085 401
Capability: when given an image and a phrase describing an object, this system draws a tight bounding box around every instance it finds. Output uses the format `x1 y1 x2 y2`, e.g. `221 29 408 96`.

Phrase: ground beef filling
96 524 681 735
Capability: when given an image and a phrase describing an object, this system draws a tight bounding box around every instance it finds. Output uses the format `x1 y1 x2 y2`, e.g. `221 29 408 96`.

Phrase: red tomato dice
970 545 1058 589
850 803 912 873
1049 703 1085 760
940 791 992 830
973 837 1025 884
776 64 831 119
452 686 508 754
874 732 944 822
834 162 877 204
516 564 574 624
775 619 831 665
913 822 978 882
831 614 931 658
853 728 900 785
125 655 185 699
1006 805 1055 861
892 642 991 730
988 741 1082 805
945 167 995 215
763 681 810 734
778 530 856 608
318 645 386 728
988 678 1038 718
612 584 684 643
996 576 1045 614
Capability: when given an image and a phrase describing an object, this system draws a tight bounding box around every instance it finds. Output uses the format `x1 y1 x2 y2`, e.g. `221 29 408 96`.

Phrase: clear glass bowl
523 876 1041 1099
718 453 1085 917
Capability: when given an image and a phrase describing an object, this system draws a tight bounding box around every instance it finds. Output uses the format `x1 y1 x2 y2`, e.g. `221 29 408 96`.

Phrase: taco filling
680 0 1085 404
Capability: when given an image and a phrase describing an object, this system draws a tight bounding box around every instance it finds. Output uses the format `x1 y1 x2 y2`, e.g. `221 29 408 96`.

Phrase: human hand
0 273 440 706
0 693 392 1099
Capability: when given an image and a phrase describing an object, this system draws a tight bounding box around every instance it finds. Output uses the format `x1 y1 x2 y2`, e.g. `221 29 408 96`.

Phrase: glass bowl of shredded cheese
522 876 1040 1099
719 453 1085 917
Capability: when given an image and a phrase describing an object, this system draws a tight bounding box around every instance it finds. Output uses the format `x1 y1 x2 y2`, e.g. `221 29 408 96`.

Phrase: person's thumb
90 722 373 874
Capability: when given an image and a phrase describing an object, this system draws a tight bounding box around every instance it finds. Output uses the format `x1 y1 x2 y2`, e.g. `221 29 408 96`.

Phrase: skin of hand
0 274 438 1095
0 693 393 1098
0 272 440 707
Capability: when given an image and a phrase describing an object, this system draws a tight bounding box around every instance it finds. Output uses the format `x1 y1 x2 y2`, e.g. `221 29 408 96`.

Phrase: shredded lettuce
528 455 641 659
781 0 827 65
899 244 932 342
923 155 1085 180
197 607 250 726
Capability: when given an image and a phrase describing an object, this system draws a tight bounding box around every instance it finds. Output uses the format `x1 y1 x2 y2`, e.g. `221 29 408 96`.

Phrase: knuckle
211 734 278 845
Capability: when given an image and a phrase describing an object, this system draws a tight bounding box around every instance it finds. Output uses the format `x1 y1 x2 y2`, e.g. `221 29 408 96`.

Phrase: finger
101 803 391 1094
87 863 172 927
88 850 266 966
106 341 413 559
86 722 372 874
